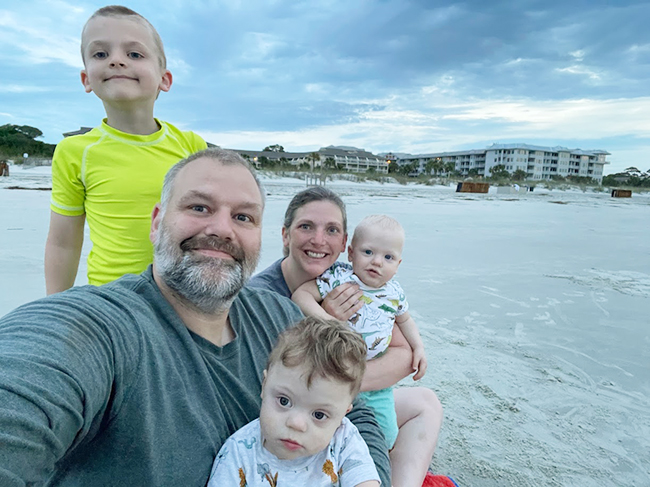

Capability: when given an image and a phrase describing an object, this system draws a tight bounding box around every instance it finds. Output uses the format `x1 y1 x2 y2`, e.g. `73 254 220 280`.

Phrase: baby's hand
411 347 427 381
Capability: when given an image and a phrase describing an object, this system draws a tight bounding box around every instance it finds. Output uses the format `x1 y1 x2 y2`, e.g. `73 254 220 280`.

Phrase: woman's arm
360 325 413 392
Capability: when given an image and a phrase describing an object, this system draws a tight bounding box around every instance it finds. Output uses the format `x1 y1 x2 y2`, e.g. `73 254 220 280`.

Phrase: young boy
208 317 380 487
45 5 207 294
292 214 427 452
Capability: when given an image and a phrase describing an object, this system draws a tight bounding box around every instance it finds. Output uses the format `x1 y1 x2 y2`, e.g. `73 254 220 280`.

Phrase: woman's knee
394 387 443 425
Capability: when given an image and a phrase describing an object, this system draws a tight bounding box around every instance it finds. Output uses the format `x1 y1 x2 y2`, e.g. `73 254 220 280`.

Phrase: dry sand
2 166 649 486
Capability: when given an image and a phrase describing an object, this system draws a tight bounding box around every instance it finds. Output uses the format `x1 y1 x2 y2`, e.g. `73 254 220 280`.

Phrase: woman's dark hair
283 186 347 232
282 186 347 257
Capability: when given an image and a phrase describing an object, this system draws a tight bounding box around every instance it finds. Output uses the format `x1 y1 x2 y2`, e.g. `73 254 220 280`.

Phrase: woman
250 186 444 487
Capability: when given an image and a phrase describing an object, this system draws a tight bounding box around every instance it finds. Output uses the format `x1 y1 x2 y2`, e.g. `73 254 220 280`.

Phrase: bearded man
0 148 391 487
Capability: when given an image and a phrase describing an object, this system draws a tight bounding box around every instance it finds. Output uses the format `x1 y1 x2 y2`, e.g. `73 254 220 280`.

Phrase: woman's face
282 200 347 280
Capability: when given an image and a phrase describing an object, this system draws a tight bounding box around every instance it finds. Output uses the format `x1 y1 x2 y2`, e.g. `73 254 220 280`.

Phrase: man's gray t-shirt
248 258 290 296
0 267 301 486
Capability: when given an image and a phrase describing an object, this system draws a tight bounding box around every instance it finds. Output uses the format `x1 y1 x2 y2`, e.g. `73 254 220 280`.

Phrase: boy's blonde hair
267 317 367 397
81 5 167 69
351 214 405 246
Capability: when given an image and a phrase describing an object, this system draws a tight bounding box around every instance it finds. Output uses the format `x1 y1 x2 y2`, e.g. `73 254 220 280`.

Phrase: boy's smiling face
81 16 171 105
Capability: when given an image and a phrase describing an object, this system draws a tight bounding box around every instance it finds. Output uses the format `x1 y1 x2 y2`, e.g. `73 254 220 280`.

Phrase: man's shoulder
1 273 157 349
62 273 154 313
248 260 290 297
237 284 296 309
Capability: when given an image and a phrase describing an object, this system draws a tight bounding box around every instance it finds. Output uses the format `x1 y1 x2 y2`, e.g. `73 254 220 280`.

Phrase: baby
208 317 380 487
292 214 426 451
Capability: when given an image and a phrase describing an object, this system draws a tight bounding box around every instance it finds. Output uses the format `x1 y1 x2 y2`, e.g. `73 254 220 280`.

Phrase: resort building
233 145 389 174
61 128 608 182
318 146 389 173
398 143 610 183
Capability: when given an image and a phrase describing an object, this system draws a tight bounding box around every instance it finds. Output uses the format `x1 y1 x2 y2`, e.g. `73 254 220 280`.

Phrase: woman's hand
321 282 364 321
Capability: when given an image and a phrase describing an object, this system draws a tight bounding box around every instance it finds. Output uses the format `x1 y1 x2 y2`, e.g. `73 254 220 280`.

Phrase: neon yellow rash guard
50 119 207 285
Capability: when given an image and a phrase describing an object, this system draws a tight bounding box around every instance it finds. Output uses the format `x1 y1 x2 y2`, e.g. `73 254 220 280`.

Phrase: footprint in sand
481 286 499 292
533 312 556 325
514 322 526 338
563 291 585 297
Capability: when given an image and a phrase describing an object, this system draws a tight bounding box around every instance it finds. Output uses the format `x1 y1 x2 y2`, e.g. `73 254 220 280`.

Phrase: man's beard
154 223 259 314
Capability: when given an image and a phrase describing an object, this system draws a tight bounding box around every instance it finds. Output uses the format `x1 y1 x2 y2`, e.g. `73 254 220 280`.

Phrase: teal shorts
357 387 398 449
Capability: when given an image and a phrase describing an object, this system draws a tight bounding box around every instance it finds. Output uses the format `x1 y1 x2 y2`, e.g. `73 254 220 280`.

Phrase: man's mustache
180 236 245 262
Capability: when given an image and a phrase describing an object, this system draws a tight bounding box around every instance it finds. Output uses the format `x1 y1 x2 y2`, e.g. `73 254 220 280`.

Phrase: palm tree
323 157 336 171
425 157 444 176
444 161 456 176
425 159 435 175
306 152 321 171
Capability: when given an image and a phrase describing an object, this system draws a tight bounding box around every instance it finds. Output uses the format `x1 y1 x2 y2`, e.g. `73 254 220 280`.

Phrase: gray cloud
1 0 648 172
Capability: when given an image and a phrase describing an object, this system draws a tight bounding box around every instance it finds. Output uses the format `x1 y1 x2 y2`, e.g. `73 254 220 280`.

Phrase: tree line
0 124 56 159
4 130 647 188
601 167 650 188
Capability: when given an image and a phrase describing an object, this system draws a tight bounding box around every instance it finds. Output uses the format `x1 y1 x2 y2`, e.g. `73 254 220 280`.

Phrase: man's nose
286 411 308 432
204 211 235 240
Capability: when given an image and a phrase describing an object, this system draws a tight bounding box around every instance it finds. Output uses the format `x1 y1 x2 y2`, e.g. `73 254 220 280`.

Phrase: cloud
2 0 649 175
0 85 50 94
0 3 85 68
440 97 650 139
195 93 650 174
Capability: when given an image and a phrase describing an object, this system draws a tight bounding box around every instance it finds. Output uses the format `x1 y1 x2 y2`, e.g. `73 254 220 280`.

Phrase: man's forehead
173 158 263 204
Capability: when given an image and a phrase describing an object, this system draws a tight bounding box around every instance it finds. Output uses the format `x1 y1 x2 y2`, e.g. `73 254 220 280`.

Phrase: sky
1 0 650 175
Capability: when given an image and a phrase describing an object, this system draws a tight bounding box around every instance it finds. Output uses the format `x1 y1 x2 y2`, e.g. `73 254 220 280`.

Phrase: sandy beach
1 165 649 486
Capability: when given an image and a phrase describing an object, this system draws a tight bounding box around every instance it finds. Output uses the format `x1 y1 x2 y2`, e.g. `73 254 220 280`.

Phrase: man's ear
150 203 163 244
158 70 172 93
345 403 353 414
80 70 93 93
347 245 354 262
